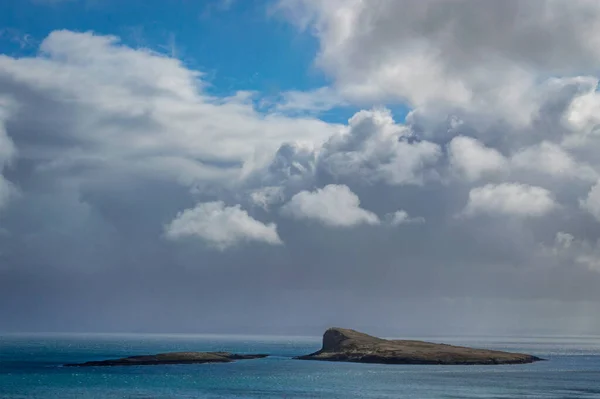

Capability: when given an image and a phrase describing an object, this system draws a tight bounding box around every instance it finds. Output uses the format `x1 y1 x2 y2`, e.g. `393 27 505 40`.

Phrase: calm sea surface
1 333 599 398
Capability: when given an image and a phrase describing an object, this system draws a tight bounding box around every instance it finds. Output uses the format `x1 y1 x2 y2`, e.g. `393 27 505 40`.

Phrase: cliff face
296 328 542 365
321 328 385 351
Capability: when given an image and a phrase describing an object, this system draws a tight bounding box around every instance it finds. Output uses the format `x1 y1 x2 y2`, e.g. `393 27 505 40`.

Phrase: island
295 327 542 365
64 352 268 367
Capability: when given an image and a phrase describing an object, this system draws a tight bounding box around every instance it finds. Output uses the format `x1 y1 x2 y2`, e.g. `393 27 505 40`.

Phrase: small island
65 352 268 367
296 328 542 365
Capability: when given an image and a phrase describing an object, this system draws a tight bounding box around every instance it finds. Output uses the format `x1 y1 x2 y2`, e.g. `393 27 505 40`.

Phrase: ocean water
1 334 599 398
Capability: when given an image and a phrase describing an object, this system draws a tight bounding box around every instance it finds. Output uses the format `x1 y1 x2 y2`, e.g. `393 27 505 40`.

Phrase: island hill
296 328 542 365
65 327 542 367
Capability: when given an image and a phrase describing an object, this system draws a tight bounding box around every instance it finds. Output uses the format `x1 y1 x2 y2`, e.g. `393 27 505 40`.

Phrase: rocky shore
65 328 543 367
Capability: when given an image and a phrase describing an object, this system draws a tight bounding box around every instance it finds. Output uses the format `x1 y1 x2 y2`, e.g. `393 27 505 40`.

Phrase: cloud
581 181 600 222
318 108 441 185
281 184 379 227
539 231 600 273
385 210 425 226
277 0 600 122
3 17 600 334
0 30 338 186
511 141 596 180
0 177 16 210
249 186 285 210
274 86 345 114
165 201 282 249
463 183 557 218
0 104 16 211
0 29 37 51
448 136 507 182
563 81 600 135
555 231 575 250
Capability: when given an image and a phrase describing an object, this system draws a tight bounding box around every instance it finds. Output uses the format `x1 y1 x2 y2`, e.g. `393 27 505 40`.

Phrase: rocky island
296 328 542 365
65 352 268 367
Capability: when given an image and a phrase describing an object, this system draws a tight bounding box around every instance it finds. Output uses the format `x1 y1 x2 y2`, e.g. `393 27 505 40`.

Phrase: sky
1 0 600 336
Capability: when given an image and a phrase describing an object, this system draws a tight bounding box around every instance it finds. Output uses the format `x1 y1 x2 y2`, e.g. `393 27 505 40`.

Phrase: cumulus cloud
563 82 600 135
463 183 557 218
277 0 600 122
511 141 596 180
0 30 338 189
165 201 282 249
281 184 379 227
448 136 507 182
318 108 441 185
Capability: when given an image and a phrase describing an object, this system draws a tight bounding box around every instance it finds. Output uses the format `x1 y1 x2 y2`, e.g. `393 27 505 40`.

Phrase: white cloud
165 201 282 249
581 181 600 222
511 141 596 180
281 184 379 227
463 183 557 218
278 0 600 124
0 30 339 188
447 136 507 182
319 108 441 185
385 210 425 226
563 83 600 135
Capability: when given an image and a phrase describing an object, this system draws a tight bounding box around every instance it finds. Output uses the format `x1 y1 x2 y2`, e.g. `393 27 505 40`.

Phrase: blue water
1 334 599 398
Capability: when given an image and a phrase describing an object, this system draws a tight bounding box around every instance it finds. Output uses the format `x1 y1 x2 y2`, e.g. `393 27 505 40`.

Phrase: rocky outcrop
296 328 542 365
65 352 268 367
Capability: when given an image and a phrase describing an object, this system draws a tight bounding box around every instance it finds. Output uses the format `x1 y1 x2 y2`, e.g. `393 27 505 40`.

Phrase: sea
1 333 599 398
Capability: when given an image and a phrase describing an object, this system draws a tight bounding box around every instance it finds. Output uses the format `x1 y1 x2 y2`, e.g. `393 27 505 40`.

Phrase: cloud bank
2 2 600 334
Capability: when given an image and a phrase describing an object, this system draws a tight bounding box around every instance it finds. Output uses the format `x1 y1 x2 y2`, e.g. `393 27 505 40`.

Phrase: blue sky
0 0 373 123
